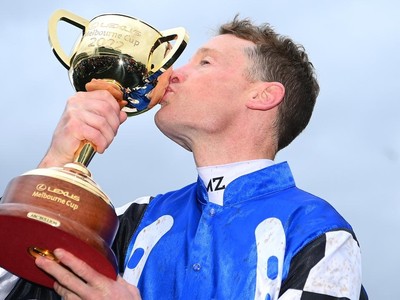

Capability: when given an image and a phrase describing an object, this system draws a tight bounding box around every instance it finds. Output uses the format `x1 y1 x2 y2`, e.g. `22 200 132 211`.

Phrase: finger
85 91 127 126
147 67 172 109
73 122 110 154
73 90 123 121
86 79 124 102
35 254 88 296
53 281 81 300
53 249 109 288
116 276 142 298
66 92 124 152
86 79 128 111
79 111 118 152
58 111 113 154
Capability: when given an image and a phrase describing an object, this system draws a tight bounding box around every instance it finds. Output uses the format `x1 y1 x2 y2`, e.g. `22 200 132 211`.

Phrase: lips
165 86 174 94
160 86 174 105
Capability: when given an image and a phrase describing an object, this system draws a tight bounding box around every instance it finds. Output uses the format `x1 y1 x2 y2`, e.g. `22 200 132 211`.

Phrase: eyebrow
195 47 222 57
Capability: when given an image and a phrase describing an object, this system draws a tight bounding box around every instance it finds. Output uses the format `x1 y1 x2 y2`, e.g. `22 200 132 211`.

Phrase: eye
200 59 210 66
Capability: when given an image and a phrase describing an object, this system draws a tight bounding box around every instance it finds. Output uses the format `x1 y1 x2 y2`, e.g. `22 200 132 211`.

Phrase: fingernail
53 248 63 259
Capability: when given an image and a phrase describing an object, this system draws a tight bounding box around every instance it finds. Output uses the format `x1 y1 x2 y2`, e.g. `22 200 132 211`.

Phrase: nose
169 66 185 84
170 74 179 83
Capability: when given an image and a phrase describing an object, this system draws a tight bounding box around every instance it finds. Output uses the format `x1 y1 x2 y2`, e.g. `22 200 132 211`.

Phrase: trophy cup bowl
0 9 188 288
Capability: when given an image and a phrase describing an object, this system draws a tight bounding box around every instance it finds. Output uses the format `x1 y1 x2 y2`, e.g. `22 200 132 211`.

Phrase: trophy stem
74 141 97 167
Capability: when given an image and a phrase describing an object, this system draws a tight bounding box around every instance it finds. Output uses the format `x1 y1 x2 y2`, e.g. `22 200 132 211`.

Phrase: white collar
197 159 274 206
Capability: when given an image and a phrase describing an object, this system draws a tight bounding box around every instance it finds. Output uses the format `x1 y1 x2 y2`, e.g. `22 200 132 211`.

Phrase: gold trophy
0 9 188 288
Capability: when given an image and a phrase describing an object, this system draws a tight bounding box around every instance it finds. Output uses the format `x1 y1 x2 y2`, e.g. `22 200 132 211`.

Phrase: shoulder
291 188 351 230
282 187 354 249
115 196 153 216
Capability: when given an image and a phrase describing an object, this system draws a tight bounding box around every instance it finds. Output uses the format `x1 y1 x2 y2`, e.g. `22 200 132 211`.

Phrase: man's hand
39 83 128 168
38 68 171 169
35 249 141 300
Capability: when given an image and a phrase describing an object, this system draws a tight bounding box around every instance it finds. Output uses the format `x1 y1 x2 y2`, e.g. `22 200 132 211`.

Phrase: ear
246 82 285 111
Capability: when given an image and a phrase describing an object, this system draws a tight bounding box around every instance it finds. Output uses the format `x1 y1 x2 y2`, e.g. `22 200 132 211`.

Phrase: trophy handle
150 27 189 74
48 10 92 166
48 9 89 69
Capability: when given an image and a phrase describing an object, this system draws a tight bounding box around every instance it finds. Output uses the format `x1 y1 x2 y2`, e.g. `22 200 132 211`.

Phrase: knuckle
58 271 75 286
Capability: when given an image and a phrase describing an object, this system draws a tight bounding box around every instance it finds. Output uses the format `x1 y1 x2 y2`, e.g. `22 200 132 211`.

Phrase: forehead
196 34 255 59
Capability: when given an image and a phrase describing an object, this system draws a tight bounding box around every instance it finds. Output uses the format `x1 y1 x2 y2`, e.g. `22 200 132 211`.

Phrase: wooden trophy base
0 164 119 288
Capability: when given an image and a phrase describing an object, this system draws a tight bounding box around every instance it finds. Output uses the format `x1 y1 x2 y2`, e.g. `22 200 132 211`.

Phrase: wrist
38 152 71 169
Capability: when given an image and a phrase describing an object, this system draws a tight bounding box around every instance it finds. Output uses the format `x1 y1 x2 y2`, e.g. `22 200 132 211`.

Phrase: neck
192 138 277 167
174 108 278 167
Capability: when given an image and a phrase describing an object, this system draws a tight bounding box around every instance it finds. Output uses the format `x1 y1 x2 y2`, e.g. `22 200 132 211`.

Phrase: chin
154 109 167 132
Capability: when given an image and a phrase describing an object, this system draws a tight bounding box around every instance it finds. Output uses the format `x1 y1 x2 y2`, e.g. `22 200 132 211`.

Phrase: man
2 17 368 299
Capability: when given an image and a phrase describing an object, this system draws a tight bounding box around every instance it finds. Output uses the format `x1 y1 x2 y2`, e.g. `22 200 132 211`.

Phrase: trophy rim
89 13 162 36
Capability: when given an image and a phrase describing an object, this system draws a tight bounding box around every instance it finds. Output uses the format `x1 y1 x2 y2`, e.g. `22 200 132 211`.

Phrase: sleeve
2 278 60 300
112 197 152 274
0 269 18 300
278 229 368 300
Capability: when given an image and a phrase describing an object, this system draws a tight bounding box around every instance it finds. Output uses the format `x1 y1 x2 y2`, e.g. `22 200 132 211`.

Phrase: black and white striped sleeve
279 230 368 300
